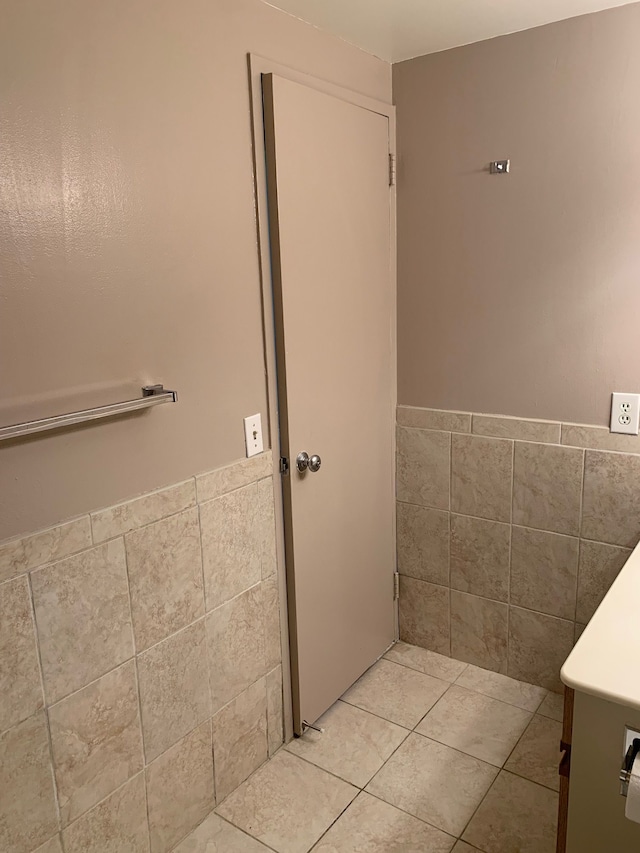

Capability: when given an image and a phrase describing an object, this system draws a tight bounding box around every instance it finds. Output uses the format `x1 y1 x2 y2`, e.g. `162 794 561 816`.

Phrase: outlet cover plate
244 413 264 458
610 393 640 435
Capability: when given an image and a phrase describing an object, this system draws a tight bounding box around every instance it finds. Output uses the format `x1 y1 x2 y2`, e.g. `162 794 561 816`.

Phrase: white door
263 74 395 731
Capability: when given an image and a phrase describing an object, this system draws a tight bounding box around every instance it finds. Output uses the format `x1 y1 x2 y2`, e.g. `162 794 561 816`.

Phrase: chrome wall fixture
490 159 510 174
0 384 177 442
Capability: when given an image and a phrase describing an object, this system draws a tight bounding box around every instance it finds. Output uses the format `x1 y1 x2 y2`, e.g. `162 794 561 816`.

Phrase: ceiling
264 0 636 62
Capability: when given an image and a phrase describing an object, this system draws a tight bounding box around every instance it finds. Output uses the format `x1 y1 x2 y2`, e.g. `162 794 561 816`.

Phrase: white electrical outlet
243 413 264 457
610 393 640 435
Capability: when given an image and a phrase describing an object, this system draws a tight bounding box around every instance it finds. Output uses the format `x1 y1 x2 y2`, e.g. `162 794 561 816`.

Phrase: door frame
247 54 398 742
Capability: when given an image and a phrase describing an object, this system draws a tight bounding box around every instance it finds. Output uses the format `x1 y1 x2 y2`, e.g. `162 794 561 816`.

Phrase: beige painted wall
394 3 640 426
0 0 390 541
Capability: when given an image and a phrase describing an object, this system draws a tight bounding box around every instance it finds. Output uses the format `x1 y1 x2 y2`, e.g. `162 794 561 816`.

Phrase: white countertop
562 540 640 710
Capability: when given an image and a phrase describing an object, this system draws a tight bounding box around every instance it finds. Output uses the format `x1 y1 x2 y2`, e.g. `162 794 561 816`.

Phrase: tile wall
0 451 283 853
397 406 640 691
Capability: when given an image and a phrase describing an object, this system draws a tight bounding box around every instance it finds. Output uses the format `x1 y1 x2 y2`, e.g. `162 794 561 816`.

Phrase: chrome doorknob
296 452 322 473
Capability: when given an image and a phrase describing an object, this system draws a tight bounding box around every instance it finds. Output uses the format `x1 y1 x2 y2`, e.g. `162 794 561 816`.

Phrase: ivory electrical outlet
610 393 640 435
243 413 264 457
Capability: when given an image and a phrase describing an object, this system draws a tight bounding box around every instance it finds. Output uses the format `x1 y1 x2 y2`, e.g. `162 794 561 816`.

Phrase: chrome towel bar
0 385 177 442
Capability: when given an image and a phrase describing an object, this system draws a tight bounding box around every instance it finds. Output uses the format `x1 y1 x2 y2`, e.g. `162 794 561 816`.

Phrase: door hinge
388 153 396 187
393 571 400 600
279 457 289 476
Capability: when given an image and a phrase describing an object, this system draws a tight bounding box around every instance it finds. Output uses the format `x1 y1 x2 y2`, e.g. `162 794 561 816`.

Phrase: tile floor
177 642 564 853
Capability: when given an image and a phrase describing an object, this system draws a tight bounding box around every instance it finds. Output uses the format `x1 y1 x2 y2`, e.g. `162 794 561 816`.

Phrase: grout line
447 431 453 656
215 813 280 853
141 768 152 853
124 514 151 842
25 570 63 836
507 439 515 677
383 655 468 684
365 789 459 843
61 771 146 839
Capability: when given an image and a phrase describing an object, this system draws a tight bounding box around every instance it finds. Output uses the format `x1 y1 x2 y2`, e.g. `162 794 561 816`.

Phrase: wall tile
562 423 640 454
510 527 579 620
200 484 261 611
397 503 449 585
0 712 58 853
397 427 450 509
398 576 450 656
62 773 149 853
450 514 510 601
266 666 284 757
451 434 512 522
125 507 204 651
31 540 134 704
582 450 640 547
146 722 214 853
575 623 586 641
206 584 266 713
33 836 63 853
48 661 143 827
195 452 273 504
508 607 574 692
263 576 282 672
257 477 277 579
212 678 268 802
0 576 43 733
0 517 92 584
576 540 631 623
397 406 471 433
137 620 211 762
472 415 560 444
512 442 583 536
91 480 195 544
451 591 508 673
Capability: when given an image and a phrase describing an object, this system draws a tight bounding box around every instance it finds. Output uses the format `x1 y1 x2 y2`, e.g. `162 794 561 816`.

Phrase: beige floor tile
312 792 455 852
384 642 467 682
455 664 547 712
463 771 558 853
452 843 482 853
416 686 531 767
341 659 448 729
286 700 408 787
505 715 562 791
175 812 271 852
366 733 497 837
537 691 564 722
217 750 357 853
